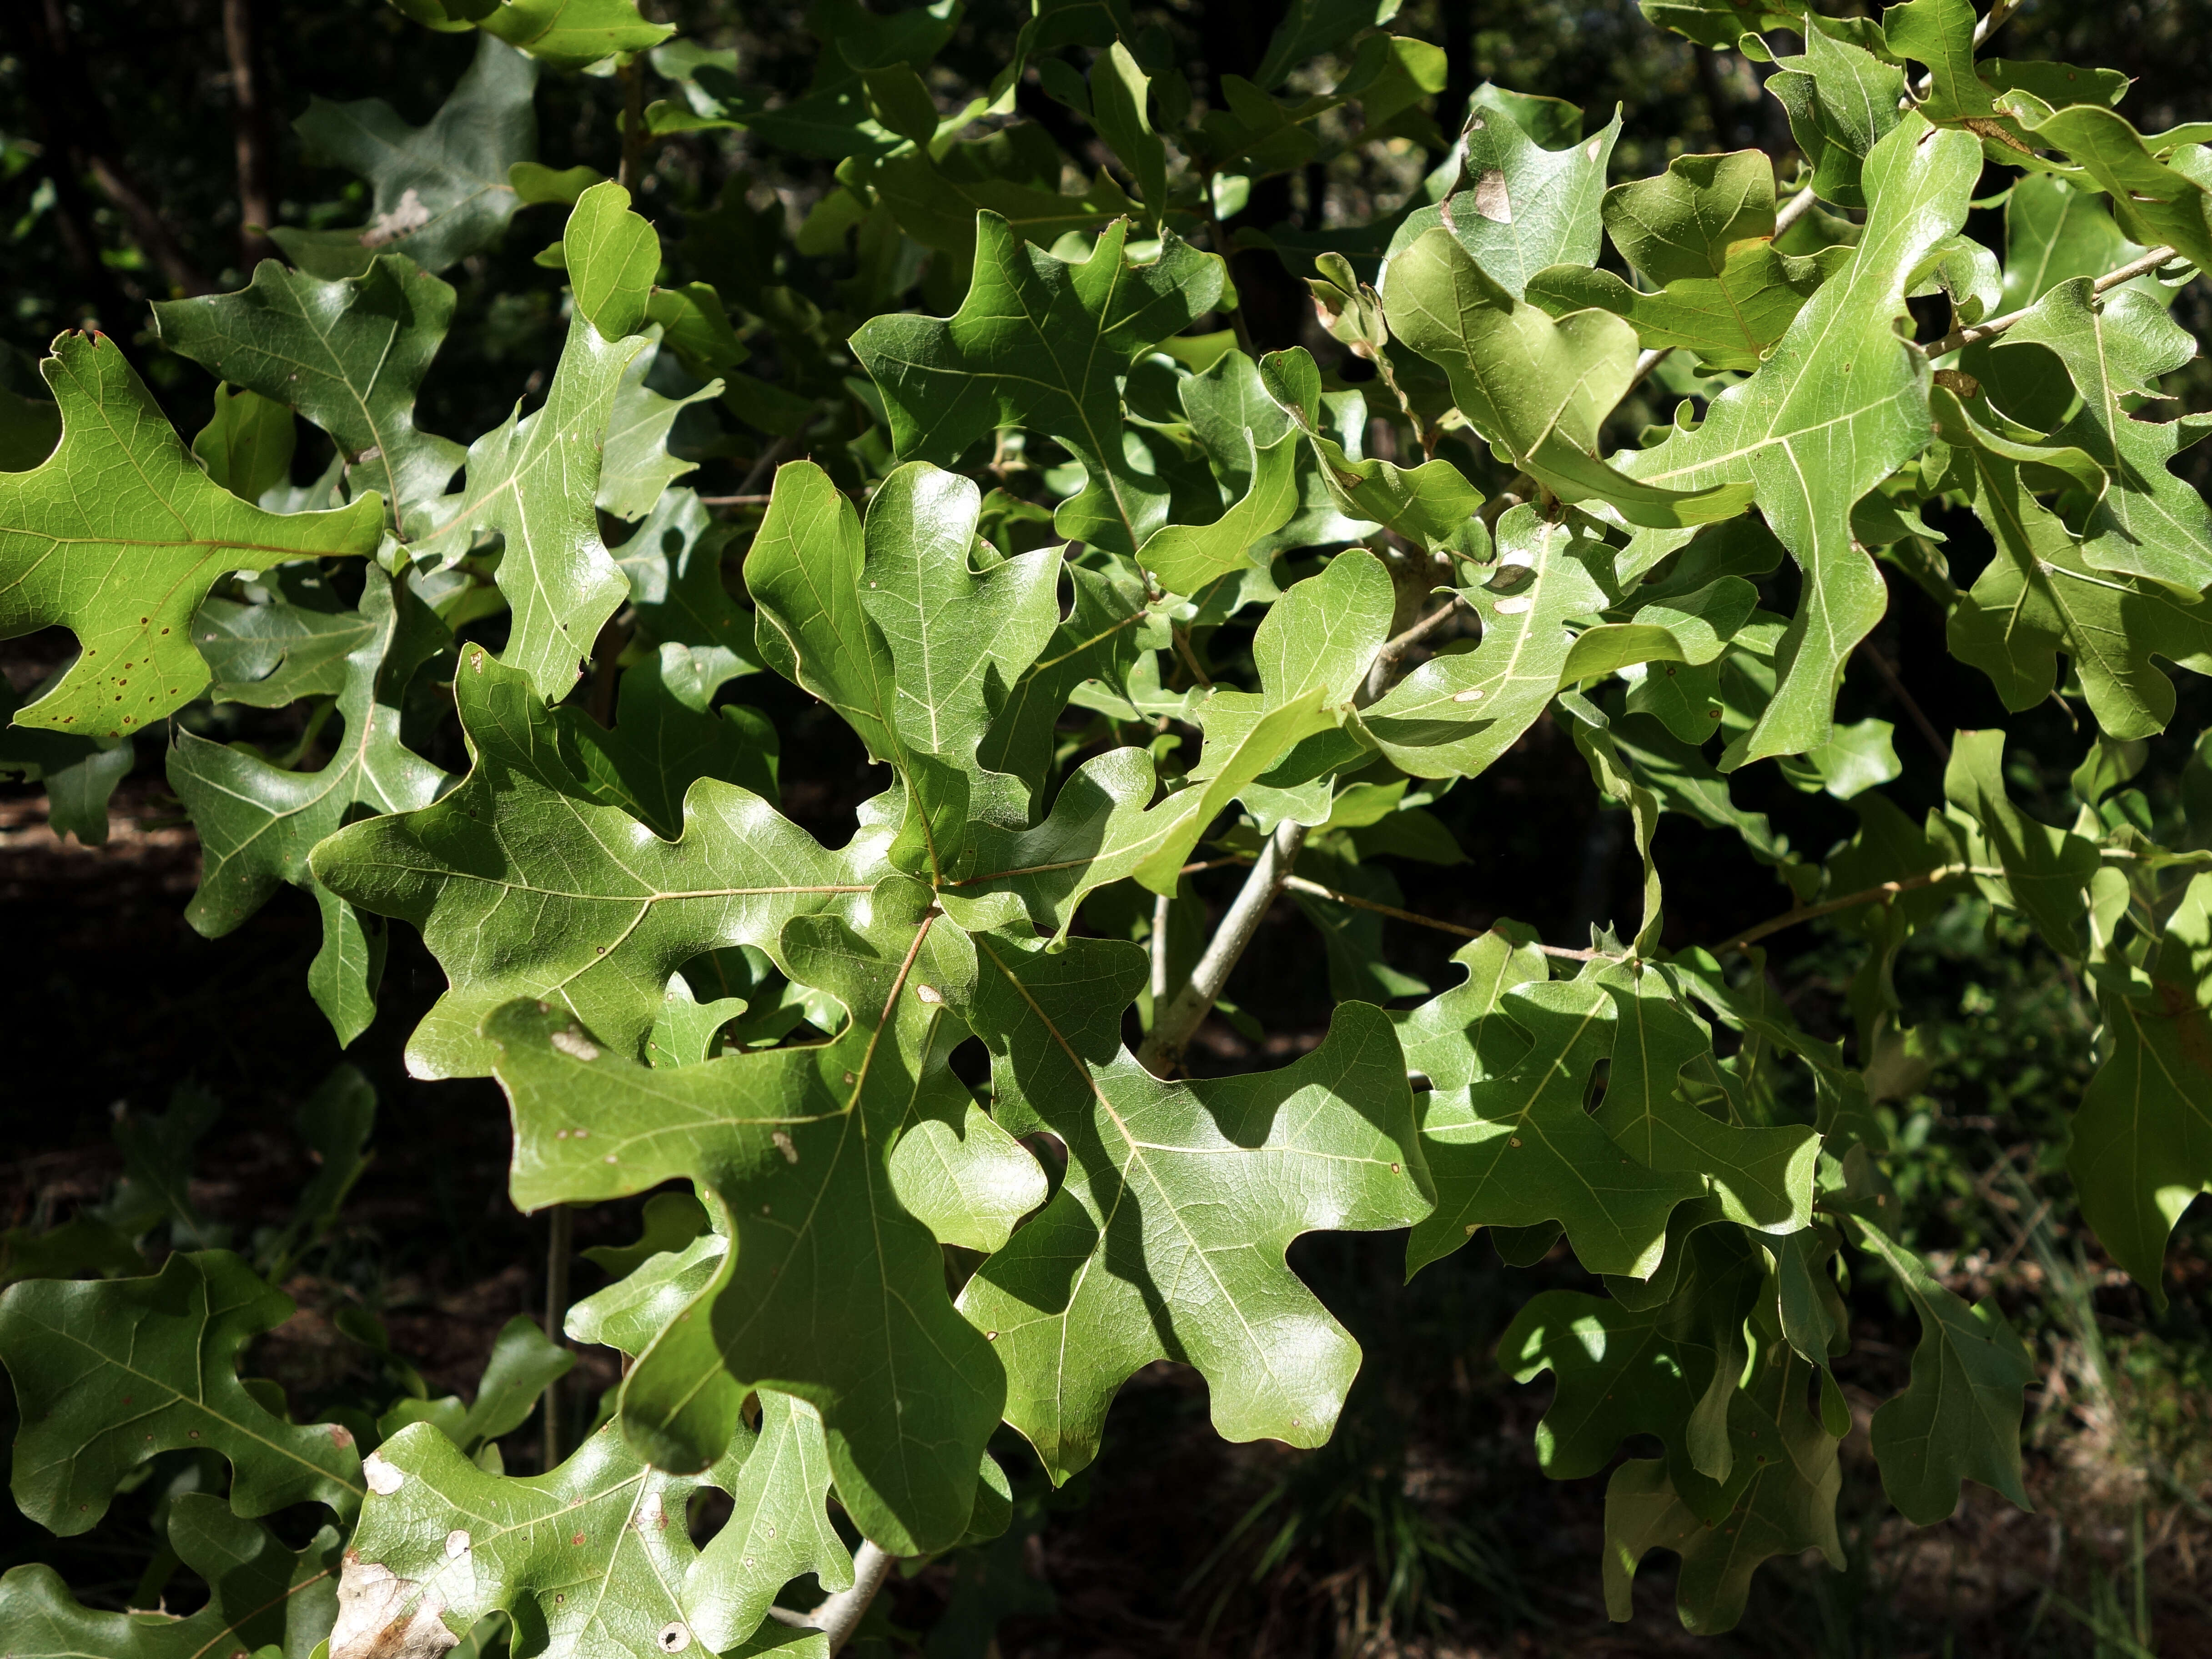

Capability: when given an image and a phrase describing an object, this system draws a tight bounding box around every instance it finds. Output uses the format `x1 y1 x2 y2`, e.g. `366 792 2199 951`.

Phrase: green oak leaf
579 1189 709 1281
311 645 884 1078
1849 1222 2034 1526
561 180 661 340
0 674 131 847
646 973 756 1066
1359 505 1610 780
483 881 1020 1553
1635 0 1815 50
272 36 536 278
749 459 1062 875
1137 428 1301 594
613 487 764 684
1600 1352 1844 1634
1526 243 1851 374
192 383 296 504
567 642 779 839
1882 0 1999 124
0 1493 341 1659
1997 171 2147 307
1406 975 1703 1279
1600 149 1777 286
1981 58 2132 115
939 547 1393 925
682 1392 853 1653
411 187 661 701
1972 173 2145 428
1385 228 1757 525
1090 43 1166 221
154 255 467 520
850 214 1224 554
1251 0 1396 90
976 556 1155 807
2068 873 2212 1308
473 0 674 70
0 1250 365 1534
338 1419 725 1659
1589 962 1818 1233
1386 84 1620 300
745 462 905 770
1394 926 1551 1093
855 463 1061 827
2000 279 2212 592
870 144 1139 257
1621 116 1981 762
0 331 384 741
2002 100 2212 272
1936 386 2212 740
1940 728 2100 955
597 332 719 523
169 566 449 1046
568 1231 724 1361
955 928 1433 1481
1768 27 1905 209
1561 575 1759 686
194 590 377 709
1502 1221 1760 1488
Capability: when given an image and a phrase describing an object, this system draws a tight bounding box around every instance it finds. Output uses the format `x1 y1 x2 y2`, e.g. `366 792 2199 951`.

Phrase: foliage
5 0 2212 1650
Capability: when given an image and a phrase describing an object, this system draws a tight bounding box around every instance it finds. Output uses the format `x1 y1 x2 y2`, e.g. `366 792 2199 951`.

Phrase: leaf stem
1138 820 1307 1075
1917 244 2179 359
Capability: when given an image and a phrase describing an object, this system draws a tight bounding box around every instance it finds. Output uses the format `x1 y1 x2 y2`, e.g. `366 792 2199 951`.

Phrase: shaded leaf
273 36 536 278
0 1250 364 1534
311 646 883 1078
850 215 1224 554
155 255 466 520
956 930 1433 1480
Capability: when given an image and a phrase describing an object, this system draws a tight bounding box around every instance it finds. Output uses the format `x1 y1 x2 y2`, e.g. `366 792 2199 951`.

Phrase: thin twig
1171 624 1214 688
618 56 646 196
696 493 774 506
1138 821 1307 1076
1709 864 2001 955
1372 596 1465 668
1856 639 1951 763
542 1205 572 1471
724 432 804 503
1918 245 2179 358
1151 887 1176 1007
1911 0 2023 100
221 0 276 267
1625 185 1820 393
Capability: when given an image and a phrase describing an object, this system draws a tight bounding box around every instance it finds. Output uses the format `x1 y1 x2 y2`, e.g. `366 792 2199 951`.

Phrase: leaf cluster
5 0 2212 1647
